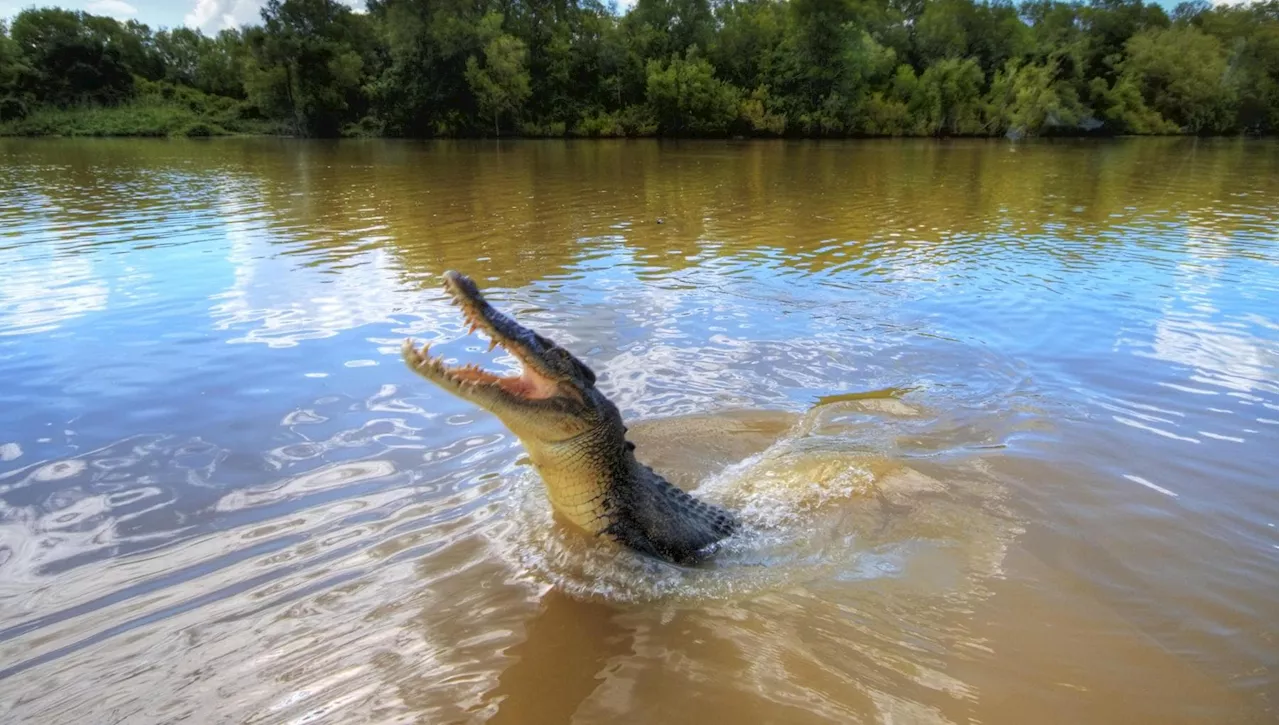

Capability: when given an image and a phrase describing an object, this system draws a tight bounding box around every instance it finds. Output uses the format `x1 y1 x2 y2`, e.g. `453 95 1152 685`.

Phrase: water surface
0 138 1276 724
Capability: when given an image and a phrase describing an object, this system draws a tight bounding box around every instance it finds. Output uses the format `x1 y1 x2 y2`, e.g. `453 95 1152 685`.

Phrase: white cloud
87 0 138 19
0 237 108 337
184 0 365 33
185 0 263 33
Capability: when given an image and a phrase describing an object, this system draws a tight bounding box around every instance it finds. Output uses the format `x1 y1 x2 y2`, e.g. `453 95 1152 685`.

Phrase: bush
738 86 787 136
645 53 742 136
0 96 27 121
987 60 1086 136
572 112 624 137
859 92 915 135
617 105 658 136
342 114 384 137
180 120 227 136
912 58 989 136
518 120 567 137
1122 26 1236 133
0 93 269 137
1089 76 1178 134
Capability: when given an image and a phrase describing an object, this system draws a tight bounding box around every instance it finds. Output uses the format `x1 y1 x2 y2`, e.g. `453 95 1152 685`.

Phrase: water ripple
0 138 1274 724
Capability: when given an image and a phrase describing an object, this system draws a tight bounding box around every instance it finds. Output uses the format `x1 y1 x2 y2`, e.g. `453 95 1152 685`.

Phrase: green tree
200 30 250 99
738 84 788 135
1088 73 1175 133
0 21 24 88
9 8 134 106
153 28 246 98
0 21 32 119
1225 7 1278 133
915 0 969 63
859 64 925 135
626 0 717 61
1121 25 1233 133
82 16 164 80
464 13 532 136
2 0 1276 138
246 0 371 136
911 56 988 135
709 0 787 93
775 13 898 135
1184 0 1278 133
366 0 489 135
782 0 859 110
1021 0 1086 56
645 50 742 135
1077 0 1171 83
914 0 1029 75
988 58 1085 135
154 28 203 87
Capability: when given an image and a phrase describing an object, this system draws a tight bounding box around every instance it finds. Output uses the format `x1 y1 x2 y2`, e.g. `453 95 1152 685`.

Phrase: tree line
0 0 1275 138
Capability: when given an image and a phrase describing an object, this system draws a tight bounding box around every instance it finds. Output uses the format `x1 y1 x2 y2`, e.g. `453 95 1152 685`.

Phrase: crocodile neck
524 432 737 565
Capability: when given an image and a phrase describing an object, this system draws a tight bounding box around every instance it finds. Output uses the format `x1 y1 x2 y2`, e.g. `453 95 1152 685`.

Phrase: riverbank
4 100 1272 140
0 102 279 138
0 80 279 138
3 107 1268 140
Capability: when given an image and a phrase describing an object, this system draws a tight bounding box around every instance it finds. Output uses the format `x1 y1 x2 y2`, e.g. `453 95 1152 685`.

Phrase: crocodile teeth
487 339 498 352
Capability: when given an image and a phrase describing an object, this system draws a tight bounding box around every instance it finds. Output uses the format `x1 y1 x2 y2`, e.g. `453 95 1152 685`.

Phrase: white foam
1123 474 1179 498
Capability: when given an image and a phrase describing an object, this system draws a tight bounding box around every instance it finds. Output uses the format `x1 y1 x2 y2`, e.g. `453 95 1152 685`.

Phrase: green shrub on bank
0 80 275 137
571 107 658 137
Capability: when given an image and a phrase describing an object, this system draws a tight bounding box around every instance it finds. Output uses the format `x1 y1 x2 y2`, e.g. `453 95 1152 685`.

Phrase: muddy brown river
0 138 1275 724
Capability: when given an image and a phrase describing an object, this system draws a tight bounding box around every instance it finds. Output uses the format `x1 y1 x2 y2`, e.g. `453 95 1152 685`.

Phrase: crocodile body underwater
402 271 737 565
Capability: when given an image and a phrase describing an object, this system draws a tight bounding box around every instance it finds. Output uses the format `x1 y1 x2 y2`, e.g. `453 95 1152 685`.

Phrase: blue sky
0 0 1237 35
0 0 371 31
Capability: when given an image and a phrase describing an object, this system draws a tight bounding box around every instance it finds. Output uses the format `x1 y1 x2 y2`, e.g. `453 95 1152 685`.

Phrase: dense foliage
0 0 1274 137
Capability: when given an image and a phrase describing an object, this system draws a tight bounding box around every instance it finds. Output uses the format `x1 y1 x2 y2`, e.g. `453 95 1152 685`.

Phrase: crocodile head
401 270 625 455
402 271 737 564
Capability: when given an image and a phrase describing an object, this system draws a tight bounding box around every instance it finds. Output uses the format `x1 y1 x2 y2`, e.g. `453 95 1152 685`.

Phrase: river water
0 138 1275 724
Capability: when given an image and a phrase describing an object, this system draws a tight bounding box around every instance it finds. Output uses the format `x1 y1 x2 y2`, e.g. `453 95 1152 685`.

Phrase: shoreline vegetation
0 0 1274 140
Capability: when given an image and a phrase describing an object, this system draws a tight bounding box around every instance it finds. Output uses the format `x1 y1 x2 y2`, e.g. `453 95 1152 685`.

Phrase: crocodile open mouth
401 271 561 402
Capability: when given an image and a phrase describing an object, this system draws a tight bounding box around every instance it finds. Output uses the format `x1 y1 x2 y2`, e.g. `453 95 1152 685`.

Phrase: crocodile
402 271 737 565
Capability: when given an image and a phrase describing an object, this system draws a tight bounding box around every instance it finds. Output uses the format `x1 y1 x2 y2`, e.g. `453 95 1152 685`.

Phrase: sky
0 0 370 32
0 0 1245 34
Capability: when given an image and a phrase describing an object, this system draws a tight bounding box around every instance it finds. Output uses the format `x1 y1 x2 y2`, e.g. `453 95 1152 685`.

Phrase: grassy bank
0 102 276 137
0 82 279 138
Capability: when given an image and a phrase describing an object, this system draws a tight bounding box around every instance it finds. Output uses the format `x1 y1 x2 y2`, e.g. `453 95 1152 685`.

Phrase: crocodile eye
545 346 596 386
